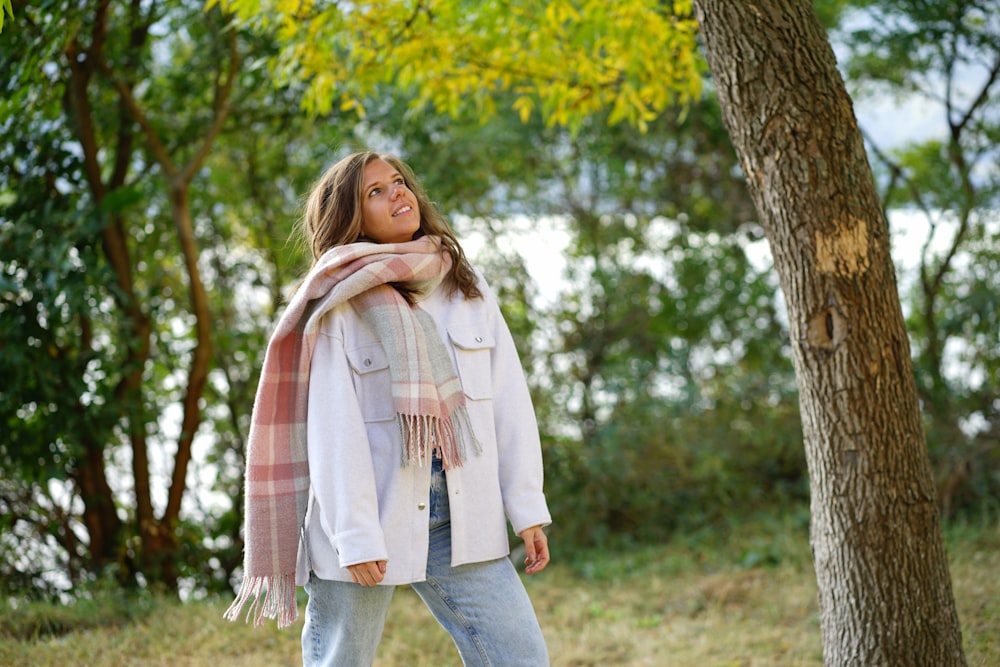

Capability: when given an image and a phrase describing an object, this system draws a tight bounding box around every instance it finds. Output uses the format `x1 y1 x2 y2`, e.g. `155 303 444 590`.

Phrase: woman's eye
368 188 380 197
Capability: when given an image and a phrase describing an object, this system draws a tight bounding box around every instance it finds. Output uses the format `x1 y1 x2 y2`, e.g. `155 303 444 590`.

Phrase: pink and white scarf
225 236 479 627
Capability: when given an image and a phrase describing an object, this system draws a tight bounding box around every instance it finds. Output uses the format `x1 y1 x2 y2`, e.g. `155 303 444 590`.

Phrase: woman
226 151 552 666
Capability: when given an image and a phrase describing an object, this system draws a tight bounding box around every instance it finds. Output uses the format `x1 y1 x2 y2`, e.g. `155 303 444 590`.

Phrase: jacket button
418 503 426 510
475 336 483 343
364 358 372 367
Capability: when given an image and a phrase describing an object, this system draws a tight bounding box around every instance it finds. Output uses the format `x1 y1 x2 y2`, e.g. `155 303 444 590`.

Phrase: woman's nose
392 183 406 199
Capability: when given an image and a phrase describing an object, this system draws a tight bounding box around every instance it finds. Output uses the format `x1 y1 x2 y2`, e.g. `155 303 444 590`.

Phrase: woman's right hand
347 560 387 587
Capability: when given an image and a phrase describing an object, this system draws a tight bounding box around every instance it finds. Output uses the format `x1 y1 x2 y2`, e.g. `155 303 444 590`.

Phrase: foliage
541 221 804 546
0 0 341 598
211 0 704 132
0 5 125 594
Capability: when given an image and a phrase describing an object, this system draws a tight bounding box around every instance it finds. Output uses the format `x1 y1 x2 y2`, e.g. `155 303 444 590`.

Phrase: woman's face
359 158 421 244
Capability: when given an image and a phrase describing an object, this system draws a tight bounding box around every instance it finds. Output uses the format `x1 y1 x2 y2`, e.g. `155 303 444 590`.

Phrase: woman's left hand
518 525 550 575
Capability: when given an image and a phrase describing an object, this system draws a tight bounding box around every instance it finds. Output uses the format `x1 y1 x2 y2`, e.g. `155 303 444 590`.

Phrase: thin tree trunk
691 1 966 664
99 11 237 590
63 0 146 578
165 185 214 528
73 436 122 569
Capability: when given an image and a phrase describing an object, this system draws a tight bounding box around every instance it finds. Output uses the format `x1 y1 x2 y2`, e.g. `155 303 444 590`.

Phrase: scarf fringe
224 573 298 628
399 407 482 470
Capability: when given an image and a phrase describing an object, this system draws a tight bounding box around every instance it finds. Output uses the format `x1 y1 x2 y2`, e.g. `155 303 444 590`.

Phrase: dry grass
2 518 997 666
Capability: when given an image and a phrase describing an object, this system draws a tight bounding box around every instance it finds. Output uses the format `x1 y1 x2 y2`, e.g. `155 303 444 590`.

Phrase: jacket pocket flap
346 344 389 375
448 326 496 351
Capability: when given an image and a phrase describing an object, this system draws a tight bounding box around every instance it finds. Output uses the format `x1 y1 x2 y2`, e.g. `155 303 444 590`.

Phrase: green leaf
0 0 13 33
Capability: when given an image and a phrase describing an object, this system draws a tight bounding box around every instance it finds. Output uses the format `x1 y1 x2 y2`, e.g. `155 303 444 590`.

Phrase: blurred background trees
2 0 997 604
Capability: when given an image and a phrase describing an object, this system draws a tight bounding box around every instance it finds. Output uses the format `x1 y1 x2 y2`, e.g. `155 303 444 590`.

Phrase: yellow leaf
224 0 704 131
512 96 535 124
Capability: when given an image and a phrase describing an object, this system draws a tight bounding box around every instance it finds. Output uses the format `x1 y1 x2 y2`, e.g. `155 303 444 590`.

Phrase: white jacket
296 272 551 586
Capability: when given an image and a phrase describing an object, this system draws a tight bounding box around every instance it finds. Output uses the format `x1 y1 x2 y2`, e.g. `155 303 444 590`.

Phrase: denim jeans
302 457 549 667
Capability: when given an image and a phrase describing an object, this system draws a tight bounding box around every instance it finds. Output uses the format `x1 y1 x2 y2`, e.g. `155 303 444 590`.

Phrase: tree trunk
691 1 966 664
64 1 148 580
73 434 123 569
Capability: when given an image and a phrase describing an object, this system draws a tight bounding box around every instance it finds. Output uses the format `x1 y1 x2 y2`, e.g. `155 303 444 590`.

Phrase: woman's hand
517 525 550 575
347 560 387 586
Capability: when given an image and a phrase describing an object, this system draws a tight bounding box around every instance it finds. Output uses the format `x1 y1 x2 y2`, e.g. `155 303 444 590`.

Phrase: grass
2 513 997 666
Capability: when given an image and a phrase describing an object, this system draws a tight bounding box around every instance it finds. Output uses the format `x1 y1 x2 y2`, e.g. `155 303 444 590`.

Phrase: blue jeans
302 457 549 666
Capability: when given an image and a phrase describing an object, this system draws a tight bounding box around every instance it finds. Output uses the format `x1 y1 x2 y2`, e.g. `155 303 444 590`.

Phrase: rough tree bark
691 1 966 665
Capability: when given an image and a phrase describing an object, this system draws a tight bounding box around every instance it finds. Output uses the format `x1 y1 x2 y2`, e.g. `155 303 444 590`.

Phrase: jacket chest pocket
448 325 495 401
346 344 394 422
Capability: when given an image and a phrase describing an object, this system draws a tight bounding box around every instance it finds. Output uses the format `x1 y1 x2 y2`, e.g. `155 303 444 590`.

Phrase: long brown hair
296 151 481 300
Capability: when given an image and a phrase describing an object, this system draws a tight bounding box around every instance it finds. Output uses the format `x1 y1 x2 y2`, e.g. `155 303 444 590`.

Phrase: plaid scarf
225 236 480 628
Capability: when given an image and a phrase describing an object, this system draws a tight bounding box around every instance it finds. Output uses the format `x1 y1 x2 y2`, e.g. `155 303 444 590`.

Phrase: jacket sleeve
480 279 553 534
307 315 389 568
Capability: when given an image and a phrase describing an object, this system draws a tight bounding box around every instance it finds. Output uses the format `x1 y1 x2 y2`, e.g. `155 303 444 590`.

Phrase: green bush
0 582 158 641
542 393 809 550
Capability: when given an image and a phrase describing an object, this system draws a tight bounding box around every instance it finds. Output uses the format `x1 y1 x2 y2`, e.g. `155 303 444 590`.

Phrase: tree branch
178 24 240 185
